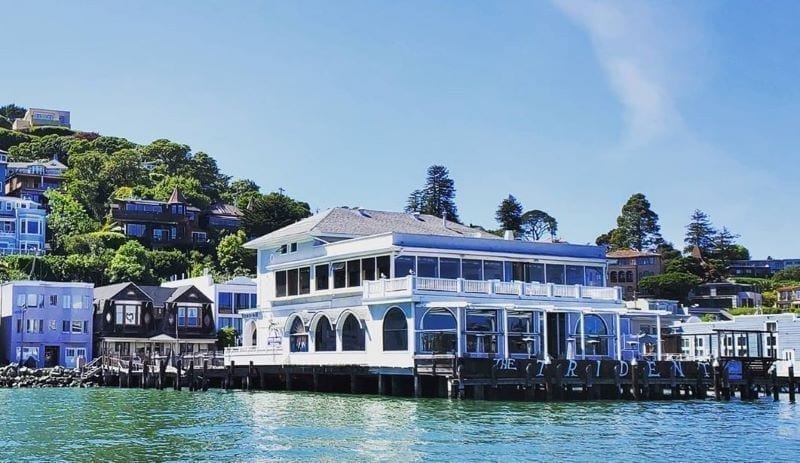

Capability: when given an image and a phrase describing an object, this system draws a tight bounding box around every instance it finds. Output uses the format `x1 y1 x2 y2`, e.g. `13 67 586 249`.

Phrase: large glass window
440 258 460 279
115 304 140 326
525 263 545 283
383 307 408 351
575 314 609 356
362 257 376 282
376 256 391 279
483 261 503 281
341 314 365 351
315 316 336 352
461 259 482 280
298 267 311 294
287 269 299 296
234 293 250 310
347 260 361 287
417 256 439 278
126 223 146 237
585 267 604 287
507 262 525 282
315 264 330 290
289 317 308 352
275 271 287 297
566 265 585 285
465 309 498 354
333 262 347 288
420 308 457 353
507 311 536 355
546 264 565 284
394 256 416 277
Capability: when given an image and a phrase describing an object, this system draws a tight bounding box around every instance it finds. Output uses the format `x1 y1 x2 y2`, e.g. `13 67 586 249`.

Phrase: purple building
0 281 94 368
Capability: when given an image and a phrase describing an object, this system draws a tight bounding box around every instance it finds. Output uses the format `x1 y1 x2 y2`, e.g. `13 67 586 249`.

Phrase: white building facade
226 208 667 371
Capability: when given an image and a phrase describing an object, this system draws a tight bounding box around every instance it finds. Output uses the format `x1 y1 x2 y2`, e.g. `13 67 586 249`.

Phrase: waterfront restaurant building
0 281 94 368
225 208 669 375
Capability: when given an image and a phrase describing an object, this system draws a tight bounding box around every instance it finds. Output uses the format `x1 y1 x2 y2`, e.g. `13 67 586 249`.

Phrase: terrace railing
363 276 622 302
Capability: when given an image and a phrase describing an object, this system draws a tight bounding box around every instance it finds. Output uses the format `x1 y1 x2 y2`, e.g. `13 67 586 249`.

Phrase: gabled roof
168 187 188 204
206 203 242 217
245 207 499 249
139 285 213 306
94 282 148 302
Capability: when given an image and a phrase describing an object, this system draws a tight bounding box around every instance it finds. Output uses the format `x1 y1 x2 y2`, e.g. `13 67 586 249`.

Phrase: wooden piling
285 368 292 391
202 360 209 392
142 363 149 389
612 364 621 400
312 369 319 392
713 362 721 401
789 364 796 403
377 374 384 396
631 362 640 401
772 367 780 401
158 360 165 390
413 374 421 398
227 361 234 390
247 361 254 391
176 360 182 391
350 374 358 394
189 361 195 392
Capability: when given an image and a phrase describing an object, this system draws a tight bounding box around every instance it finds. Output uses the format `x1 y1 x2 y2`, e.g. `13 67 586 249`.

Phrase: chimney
503 230 515 240
442 211 447 228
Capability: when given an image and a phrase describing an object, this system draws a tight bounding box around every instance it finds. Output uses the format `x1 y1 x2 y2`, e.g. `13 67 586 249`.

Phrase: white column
501 308 508 358
615 312 622 361
579 311 586 360
456 306 463 357
656 314 662 360
542 311 549 360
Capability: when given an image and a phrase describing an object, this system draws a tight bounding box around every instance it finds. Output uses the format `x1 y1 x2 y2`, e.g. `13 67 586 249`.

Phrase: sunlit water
1 388 799 461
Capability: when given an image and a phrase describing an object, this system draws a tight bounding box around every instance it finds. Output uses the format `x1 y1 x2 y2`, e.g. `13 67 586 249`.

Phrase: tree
180 151 230 201
521 210 558 241
223 179 261 210
0 128 34 151
216 230 256 277
0 115 10 130
217 326 238 349
707 227 743 273
142 139 191 176
44 190 98 252
7 134 80 163
405 165 460 222
773 266 800 282
0 104 26 121
604 193 663 251
495 195 524 233
149 250 190 281
242 192 311 238
151 175 212 210
638 272 701 303
684 209 716 254
107 241 154 283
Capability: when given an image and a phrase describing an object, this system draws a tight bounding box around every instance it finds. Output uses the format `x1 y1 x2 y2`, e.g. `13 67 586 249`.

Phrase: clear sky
4 1 799 258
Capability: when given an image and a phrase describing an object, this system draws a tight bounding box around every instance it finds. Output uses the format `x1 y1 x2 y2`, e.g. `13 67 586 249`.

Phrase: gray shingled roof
245 207 499 248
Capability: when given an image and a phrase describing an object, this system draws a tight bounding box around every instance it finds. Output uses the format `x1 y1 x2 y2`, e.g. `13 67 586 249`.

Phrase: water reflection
0 389 799 461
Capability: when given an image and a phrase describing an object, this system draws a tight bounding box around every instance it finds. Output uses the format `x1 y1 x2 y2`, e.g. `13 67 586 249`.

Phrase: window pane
466 310 497 332
440 258 460 279
510 262 525 282
461 259 482 280
333 262 347 288
299 267 311 294
315 264 330 290
585 266 604 287
546 264 565 284
566 265 584 285
287 269 299 296
376 255 391 279
507 312 533 333
219 292 233 310
347 259 361 287
362 257 376 281
417 256 439 278
483 261 503 280
394 256 415 277
275 271 287 297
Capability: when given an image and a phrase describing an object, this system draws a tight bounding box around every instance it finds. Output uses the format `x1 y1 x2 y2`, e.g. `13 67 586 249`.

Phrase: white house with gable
225 208 669 371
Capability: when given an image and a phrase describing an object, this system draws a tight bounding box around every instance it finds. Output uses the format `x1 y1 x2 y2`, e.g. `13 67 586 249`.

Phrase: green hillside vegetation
0 110 311 285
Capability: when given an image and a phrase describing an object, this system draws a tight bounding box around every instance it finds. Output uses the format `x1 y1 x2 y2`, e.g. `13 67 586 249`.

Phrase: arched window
315 316 336 351
341 314 365 351
626 271 634 282
251 327 258 347
289 317 308 352
383 307 408 351
575 314 608 356
420 308 457 353
609 271 617 283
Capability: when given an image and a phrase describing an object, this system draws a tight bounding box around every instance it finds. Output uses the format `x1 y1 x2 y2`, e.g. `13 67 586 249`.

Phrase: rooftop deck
362 276 622 303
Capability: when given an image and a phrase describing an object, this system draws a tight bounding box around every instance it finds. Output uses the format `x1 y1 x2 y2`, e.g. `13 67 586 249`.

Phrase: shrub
28 126 75 137
0 128 34 150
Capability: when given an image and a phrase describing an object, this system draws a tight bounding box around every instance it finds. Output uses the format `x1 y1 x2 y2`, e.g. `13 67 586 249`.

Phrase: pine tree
606 193 663 251
406 165 460 223
684 209 716 254
521 210 558 240
495 194 524 233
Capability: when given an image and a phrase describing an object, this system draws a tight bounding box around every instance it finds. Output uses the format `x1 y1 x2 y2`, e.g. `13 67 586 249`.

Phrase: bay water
1 388 799 461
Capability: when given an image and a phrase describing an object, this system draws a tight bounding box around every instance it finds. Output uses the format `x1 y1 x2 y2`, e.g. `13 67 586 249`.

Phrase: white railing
362 277 621 302
463 280 492 294
417 277 458 292
225 345 283 355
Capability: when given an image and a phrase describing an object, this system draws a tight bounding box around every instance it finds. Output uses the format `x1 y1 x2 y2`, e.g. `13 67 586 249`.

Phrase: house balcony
363 276 622 303
111 209 187 224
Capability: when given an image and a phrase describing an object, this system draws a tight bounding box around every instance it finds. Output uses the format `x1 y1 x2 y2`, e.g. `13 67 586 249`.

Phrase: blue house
0 151 47 255
0 281 94 368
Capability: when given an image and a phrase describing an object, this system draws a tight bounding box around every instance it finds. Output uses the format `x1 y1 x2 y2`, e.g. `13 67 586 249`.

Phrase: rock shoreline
0 365 100 388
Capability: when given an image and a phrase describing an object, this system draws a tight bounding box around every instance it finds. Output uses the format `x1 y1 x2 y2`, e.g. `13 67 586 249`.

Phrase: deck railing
363 276 622 302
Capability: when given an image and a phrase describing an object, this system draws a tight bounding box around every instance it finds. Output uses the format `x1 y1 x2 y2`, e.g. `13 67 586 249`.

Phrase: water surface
0 388 799 461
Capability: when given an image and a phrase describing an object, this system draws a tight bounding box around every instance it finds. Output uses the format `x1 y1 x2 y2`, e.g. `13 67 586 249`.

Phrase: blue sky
4 1 799 258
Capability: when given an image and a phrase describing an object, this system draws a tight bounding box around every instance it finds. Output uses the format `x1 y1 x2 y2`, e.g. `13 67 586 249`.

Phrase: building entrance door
44 345 60 368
